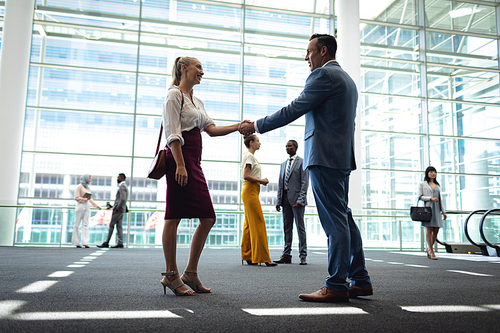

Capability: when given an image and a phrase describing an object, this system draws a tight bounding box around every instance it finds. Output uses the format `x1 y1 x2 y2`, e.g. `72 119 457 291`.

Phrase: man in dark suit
240 34 372 302
98 173 128 248
274 140 309 265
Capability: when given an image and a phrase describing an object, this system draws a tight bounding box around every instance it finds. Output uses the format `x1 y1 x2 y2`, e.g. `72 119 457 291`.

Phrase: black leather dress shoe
111 244 124 248
97 243 109 248
273 256 292 264
75 245 82 248
299 258 307 265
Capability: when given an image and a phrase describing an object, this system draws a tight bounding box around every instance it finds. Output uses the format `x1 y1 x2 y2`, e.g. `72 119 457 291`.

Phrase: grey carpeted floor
0 246 499 333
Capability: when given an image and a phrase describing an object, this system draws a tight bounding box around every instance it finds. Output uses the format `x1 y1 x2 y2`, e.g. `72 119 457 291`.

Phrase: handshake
237 120 255 136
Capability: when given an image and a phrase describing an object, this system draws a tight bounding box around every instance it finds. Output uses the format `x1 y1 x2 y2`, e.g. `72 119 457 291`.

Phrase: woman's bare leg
183 217 216 291
162 218 193 294
425 227 433 252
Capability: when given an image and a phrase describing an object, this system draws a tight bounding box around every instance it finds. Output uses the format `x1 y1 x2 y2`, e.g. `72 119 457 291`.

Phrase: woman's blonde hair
243 134 257 148
171 56 197 86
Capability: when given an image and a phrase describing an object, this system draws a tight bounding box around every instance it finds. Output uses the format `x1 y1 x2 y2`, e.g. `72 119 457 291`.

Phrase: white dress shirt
162 86 215 148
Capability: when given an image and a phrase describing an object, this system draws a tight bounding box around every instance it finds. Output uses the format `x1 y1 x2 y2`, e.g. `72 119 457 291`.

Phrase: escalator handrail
479 208 500 249
463 210 489 248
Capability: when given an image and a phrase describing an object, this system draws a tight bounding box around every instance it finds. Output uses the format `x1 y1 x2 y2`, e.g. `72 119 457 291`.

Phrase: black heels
262 262 277 267
242 260 277 266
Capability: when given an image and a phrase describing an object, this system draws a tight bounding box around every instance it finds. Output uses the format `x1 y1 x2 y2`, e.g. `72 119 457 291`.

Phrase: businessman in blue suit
240 34 372 302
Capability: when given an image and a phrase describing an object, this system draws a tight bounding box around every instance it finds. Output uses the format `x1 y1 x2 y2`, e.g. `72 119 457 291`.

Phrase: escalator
438 209 500 256
479 208 500 257
439 210 487 255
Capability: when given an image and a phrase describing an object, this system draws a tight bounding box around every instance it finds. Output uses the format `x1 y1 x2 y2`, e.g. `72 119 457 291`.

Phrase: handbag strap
416 196 426 207
156 91 184 155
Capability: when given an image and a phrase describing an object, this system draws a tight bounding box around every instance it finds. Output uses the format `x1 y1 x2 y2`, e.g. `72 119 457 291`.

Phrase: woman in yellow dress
240 135 277 266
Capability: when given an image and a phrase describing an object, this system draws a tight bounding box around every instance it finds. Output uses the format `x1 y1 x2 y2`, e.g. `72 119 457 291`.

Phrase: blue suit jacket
256 61 357 171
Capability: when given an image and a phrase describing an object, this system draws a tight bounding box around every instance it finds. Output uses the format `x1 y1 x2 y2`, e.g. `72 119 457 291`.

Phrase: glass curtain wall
14 0 500 249
359 0 500 248
15 0 331 247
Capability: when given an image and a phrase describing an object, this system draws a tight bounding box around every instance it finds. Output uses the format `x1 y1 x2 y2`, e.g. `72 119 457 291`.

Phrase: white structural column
336 0 362 212
0 0 35 245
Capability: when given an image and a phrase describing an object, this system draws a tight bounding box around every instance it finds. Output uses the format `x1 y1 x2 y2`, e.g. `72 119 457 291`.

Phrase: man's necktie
285 158 292 188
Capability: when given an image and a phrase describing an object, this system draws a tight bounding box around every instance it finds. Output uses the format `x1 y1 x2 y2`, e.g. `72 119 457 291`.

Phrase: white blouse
241 152 261 181
162 86 215 148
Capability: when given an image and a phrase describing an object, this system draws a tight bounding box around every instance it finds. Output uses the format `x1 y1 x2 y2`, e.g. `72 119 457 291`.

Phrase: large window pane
361 95 422 133
243 84 304 123
428 101 500 139
425 0 497 35
36 0 141 17
362 133 422 170
31 36 139 71
427 70 499 103
360 0 417 25
27 66 138 113
427 32 498 70
23 110 134 156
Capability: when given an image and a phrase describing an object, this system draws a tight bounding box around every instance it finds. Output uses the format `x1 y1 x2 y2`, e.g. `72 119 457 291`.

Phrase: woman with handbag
160 56 244 296
417 166 447 260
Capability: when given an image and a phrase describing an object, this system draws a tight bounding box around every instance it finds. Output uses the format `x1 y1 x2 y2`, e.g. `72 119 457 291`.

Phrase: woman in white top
72 174 101 248
161 56 244 296
240 135 277 266
417 166 447 260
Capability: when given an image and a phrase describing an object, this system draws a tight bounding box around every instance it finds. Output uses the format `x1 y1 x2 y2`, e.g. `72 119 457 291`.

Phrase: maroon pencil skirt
164 128 215 220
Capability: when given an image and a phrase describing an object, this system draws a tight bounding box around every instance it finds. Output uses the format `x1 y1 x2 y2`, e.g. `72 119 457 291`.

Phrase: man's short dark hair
119 173 126 180
310 33 337 58
288 140 298 149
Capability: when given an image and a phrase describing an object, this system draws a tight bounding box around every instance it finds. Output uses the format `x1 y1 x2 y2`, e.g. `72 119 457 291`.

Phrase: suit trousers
241 182 272 263
281 191 307 259
308 166 371 292
72 202 90 246
105 209 124 245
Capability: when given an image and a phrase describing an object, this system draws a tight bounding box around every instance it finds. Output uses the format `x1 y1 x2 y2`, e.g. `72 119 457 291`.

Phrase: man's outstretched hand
238 120 255 136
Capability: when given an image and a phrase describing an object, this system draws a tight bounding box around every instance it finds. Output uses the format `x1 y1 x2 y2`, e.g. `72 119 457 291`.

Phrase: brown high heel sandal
161 271 195 296
182 270 211 293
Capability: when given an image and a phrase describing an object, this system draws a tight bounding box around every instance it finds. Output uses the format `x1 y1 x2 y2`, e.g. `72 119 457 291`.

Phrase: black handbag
147 93 184 180
410 198 432 222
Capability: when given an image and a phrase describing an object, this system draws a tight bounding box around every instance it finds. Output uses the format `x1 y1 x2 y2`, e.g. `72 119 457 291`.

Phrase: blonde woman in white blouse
161 56 245 296
72 174 100 248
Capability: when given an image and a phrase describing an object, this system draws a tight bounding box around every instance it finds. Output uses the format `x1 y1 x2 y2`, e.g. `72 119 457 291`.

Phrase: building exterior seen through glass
2 0 498 249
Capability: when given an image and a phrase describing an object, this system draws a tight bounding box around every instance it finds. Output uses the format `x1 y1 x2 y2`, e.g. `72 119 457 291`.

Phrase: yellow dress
241 152 272 263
